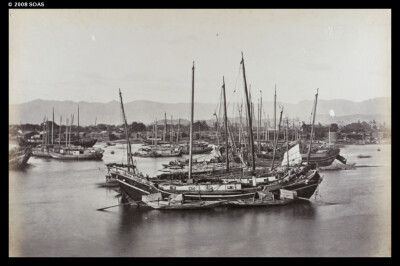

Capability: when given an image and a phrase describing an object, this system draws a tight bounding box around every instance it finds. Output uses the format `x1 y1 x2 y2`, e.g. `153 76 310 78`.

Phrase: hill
9 97 391 126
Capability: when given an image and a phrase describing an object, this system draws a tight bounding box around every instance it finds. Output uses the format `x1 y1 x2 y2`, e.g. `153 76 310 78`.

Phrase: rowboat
227 189 297 207
141 193 225 210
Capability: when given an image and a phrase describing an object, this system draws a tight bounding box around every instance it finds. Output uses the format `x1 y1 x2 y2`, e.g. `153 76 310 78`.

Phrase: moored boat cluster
106 54 335 210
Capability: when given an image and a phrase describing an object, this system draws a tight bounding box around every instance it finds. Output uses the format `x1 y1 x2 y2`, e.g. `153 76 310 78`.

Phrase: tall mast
271 86 276 170
69 114 74 147
198 122 201 140
286 117 289 168
222 76 229 171
328 121 331 146
68 116 70 146
59 116 62 146
238 102 243 149
214 113 219 146
46 117 48 146
271 107 283 169
42 117 45 145
164 112 167 142
177 118 180 144
273 85 276 150
119 89 133 171
65 118 68 147
68 115 70 146
189 62 195 180
170 115 173 144
155 118 158 146
77 105 80 141
252 102 254 134
257 98 260 153
293 119 295 141
241 52 255 171
52 108 54 145
152 120 155 145
307 89 319 165
266 114 270 141
260 90 262 144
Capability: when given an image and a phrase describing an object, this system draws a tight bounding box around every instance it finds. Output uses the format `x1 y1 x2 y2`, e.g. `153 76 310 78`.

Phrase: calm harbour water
9 143 391 257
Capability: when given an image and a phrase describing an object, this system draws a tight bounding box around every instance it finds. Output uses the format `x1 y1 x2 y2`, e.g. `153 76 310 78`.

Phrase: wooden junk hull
181 147 213 155
228 198 295 207
179 189 258 201
114 169 258 202
49 151 103 160
132 153 161 158
132 149 182 158
257 147 345 167
159 152 182 157
69 139 97 147
116 174 160 201
281 171 321 199
144 200 224 210
257 153 339 167
117 177 258 202
301 153 338 167
9 149 32 169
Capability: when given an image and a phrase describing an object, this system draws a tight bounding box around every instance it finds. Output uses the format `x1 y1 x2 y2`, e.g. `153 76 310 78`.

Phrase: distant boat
49 146 104 160
301 146 345 167
72 139 97 147
180 142 213 155
132 146 182 158
257 145 346 167
28 138 97 148
357 154 371 158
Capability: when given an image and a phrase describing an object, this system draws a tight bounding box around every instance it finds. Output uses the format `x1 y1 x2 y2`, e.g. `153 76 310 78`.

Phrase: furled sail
281 144 302 166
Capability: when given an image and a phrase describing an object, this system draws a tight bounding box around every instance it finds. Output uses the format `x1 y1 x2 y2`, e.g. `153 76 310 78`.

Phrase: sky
9 9 391 105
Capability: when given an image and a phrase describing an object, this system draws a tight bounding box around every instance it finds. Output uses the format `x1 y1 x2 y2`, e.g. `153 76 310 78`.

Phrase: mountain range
9 97 391 126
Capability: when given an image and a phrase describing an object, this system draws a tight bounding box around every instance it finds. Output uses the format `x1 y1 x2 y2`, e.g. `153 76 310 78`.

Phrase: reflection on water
111 201 318 257
9 143 391 257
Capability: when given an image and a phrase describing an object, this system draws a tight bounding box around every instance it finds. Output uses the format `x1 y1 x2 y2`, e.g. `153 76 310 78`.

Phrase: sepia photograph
9 8 391 257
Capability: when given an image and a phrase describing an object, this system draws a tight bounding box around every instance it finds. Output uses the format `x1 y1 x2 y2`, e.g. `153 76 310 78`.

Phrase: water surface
9 143 391 257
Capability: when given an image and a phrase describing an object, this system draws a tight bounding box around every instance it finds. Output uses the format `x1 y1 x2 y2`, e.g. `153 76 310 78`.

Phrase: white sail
281 144 302 167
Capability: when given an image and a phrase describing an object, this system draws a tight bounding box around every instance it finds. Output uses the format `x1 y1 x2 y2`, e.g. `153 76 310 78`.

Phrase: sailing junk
132 146 182 157
32 110 103 160
48 146 104 160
